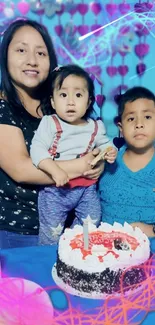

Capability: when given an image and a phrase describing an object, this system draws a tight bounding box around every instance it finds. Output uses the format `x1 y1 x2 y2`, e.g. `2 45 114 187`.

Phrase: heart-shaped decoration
135 43 150 58
55 25 63 37
106 66 117 77
113 137 125 150
106 3 118 16
91 24 102 36
136 63 146 76
118 65 129 76
146 2 154 10
90 2 102 15
96 94 106 108
69 5 77 16
77 3 88 15
119 2 130 14
17 0 30 15
134 23 149 37
78 25 89 36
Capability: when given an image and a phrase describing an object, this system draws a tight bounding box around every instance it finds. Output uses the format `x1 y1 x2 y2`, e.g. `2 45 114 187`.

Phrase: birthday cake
55 222 150 296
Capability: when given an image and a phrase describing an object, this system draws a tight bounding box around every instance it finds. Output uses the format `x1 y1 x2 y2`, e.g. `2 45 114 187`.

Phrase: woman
0 19 104 248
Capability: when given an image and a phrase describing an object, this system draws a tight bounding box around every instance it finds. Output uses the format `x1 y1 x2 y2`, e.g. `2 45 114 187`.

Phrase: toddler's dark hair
51 64 95 118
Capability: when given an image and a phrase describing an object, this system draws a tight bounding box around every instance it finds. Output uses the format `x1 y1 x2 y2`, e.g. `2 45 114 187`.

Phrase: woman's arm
0 125 55 184
57 148 104 180
0 125 97 184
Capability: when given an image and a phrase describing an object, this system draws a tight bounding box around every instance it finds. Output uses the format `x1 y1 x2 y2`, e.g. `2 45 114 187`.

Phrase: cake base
56 254 149 295
52 264 147 300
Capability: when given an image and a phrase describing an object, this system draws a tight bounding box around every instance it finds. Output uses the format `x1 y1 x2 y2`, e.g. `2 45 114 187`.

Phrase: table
1 240 155 325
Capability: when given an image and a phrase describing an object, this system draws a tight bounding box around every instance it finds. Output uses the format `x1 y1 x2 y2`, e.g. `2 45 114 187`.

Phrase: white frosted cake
55 222 150 296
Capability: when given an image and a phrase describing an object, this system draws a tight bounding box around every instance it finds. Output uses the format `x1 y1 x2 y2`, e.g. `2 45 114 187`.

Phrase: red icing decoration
81 249 92 260
104 250 119 259
70 231 139 261
98 256 104 262
103 239 113 249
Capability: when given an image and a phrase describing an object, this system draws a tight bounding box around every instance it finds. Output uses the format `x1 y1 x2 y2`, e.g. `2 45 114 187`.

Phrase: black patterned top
0 99 41 235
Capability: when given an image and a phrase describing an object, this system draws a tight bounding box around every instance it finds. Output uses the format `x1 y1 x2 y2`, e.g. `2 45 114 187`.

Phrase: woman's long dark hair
0 19 57 117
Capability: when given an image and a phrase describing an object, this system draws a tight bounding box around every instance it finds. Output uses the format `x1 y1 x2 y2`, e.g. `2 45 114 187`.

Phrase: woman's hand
130 222 155 237
53 168 69 187
38 158 69 187
83 160 105 179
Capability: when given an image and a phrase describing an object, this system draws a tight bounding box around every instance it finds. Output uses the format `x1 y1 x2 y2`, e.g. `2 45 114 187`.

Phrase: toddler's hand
53 169 69 187
104 147 117 164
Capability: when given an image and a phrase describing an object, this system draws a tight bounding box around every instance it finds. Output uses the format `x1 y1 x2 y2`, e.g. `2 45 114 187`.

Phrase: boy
99 86 155 238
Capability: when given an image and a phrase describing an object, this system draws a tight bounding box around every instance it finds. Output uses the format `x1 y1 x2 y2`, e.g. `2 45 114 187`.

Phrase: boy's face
118 98 155 151
51 74 90 125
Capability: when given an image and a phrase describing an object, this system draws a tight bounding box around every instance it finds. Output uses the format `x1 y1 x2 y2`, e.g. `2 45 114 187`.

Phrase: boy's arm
130 222 155 237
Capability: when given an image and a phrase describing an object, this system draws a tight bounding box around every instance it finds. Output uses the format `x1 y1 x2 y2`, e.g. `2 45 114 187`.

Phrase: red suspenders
80 120 98 157
48 115 98 158
48 116 63 157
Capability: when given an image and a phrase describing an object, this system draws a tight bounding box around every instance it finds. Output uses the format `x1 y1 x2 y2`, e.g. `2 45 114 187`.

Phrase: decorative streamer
77 0 89 37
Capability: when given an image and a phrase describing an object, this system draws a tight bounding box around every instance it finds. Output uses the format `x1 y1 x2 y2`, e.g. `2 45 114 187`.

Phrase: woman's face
7 25 50 93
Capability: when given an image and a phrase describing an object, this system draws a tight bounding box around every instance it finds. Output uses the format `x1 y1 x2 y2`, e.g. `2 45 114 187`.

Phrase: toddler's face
51 74 90 125
118 98 155 151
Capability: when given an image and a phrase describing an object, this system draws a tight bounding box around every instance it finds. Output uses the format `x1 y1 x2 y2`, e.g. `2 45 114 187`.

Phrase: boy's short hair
115 86 155 124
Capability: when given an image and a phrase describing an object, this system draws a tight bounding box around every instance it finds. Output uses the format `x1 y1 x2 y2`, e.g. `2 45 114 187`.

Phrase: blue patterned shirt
99 146 155 225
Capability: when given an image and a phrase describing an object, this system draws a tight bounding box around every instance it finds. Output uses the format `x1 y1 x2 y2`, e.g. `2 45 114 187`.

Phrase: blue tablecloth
1 241 155 324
